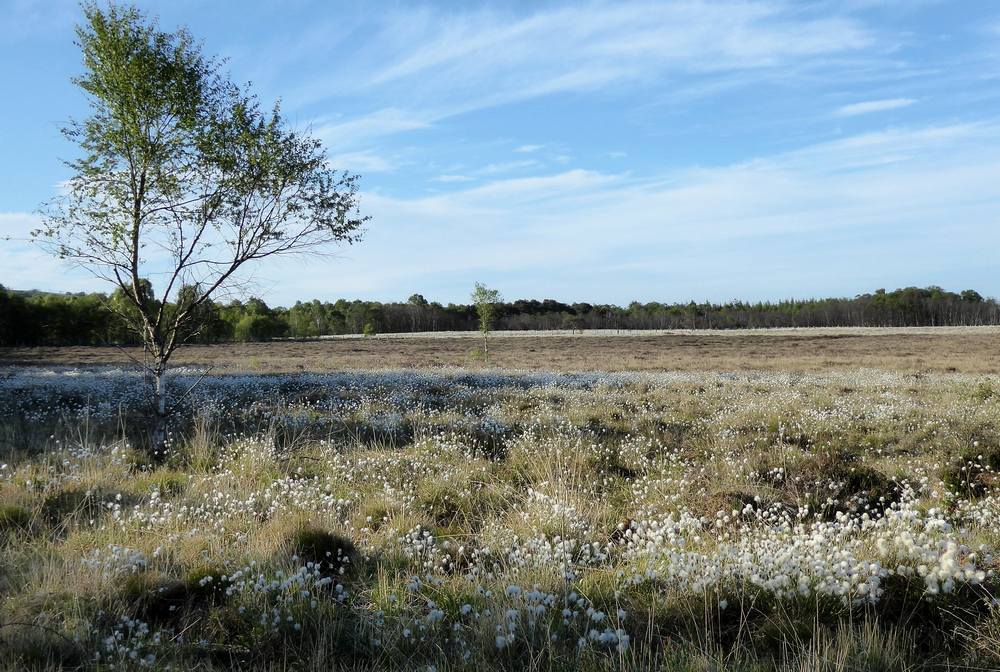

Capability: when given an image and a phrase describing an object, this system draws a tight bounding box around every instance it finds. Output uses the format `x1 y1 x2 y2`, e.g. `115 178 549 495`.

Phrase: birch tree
471 282 502 365
35 3 368 459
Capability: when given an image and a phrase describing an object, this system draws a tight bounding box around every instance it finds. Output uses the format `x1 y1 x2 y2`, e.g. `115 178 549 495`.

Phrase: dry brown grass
3 327 1000 373
2 360 1000 670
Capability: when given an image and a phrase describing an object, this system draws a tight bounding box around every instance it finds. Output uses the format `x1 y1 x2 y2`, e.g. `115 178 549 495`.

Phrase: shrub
942 446 1000 498
120 573 191 623
799 452 899 519
973 381 996 402
874 574 997 654
834 465 899 514
119 566 231 624
292 527 357 576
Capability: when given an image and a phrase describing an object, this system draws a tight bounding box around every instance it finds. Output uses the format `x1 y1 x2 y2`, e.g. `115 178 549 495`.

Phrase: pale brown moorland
2 327 999 373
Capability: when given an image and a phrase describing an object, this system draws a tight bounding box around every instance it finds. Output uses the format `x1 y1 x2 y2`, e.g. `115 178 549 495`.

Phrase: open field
3 326 1000 374
1 364 999 670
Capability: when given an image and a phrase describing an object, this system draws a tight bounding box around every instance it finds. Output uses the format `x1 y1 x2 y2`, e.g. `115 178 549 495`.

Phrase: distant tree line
0 285 997 346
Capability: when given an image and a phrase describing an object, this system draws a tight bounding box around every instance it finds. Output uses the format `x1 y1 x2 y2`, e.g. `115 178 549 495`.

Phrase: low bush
291 527 357 576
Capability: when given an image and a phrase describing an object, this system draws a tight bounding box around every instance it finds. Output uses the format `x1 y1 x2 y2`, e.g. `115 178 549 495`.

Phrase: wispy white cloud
296 1 876 146
12 120 1000 302
514 144 544 153
367 3 872 90
835 97 916 116
779 123 979 172
12 121 998 303
452 169 622 206
327 150 396 173
261 123 1000 302
477 160 540 175
0 211 42 241
0 212 100 293
312 108 431 149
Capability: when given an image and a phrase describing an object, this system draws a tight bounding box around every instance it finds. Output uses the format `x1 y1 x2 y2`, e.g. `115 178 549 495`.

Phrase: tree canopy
32 3 368 456
2 285 996 346
36 3 366 365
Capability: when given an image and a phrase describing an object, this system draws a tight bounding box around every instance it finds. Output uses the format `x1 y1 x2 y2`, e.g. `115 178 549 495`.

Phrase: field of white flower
1 366 999 670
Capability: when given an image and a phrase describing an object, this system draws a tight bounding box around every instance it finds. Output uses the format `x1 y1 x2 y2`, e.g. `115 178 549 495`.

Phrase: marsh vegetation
1 366 998 670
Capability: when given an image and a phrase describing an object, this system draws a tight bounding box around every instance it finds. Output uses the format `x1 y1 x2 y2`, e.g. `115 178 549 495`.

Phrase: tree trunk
150 369 168 461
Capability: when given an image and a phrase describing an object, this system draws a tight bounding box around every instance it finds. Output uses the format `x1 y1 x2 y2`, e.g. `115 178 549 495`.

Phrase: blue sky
2 0 1000 306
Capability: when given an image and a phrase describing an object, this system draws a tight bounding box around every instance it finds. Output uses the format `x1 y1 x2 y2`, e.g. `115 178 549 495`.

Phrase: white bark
151 369 168 459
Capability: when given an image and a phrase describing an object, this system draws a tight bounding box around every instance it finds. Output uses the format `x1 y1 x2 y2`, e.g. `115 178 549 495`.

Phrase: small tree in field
35 3 367 459
470 282 502 365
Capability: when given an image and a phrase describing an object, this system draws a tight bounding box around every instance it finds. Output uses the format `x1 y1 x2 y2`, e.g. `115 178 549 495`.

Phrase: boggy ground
0 367 999 670
3 326 1000 374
